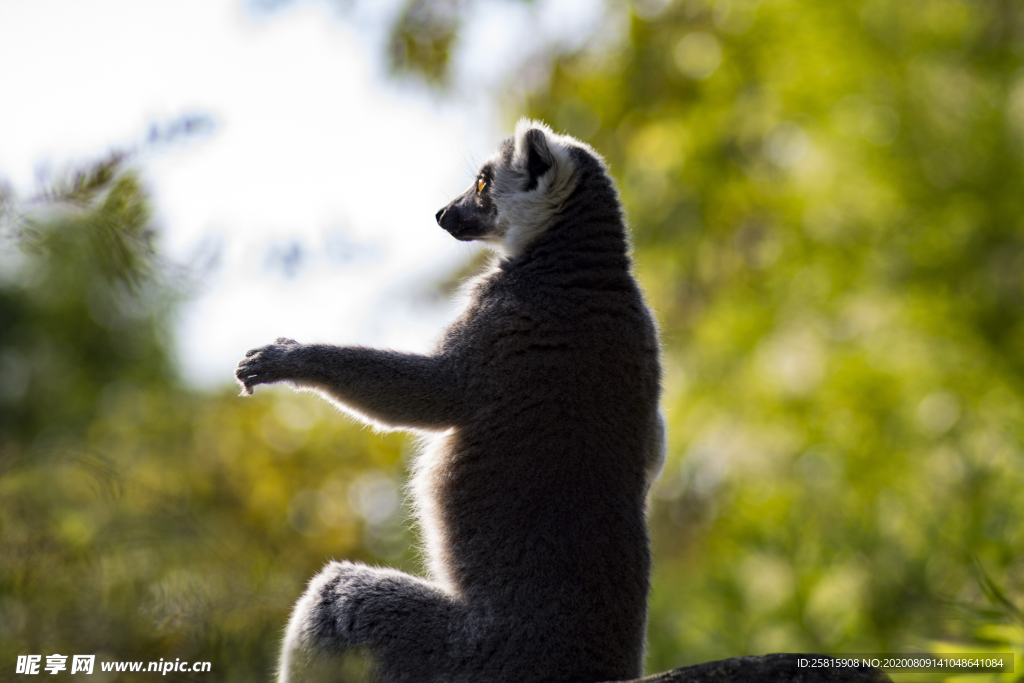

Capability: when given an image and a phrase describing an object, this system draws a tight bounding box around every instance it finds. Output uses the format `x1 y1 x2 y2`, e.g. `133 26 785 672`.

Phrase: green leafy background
2 0 1024 680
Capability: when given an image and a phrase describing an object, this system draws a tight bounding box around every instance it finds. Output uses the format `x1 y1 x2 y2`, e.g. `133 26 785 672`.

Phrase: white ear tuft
512 119 571 192
513 119 554 157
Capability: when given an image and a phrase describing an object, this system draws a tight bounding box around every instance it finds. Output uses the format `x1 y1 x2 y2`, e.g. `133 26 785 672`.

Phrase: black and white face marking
435 162 498 242
435 120 590 256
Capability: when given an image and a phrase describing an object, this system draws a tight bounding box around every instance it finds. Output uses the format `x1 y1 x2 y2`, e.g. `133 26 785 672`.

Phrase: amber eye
477 178 486 192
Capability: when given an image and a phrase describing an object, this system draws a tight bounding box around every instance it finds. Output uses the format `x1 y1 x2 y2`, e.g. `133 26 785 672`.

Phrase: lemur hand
235 337 301 395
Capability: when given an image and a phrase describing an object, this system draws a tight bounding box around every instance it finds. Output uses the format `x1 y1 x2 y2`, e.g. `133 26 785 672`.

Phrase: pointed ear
522 128 553 191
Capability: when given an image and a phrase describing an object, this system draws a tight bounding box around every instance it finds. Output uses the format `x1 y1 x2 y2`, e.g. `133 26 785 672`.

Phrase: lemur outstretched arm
235 338 462 431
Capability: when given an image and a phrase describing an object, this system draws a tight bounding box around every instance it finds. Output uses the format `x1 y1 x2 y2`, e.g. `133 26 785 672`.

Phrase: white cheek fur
484 119 593 257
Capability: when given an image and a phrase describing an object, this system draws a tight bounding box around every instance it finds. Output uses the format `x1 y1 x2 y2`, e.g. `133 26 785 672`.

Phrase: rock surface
602 654 893 683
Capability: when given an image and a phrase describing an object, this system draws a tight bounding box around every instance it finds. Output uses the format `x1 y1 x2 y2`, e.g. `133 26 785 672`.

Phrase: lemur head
435 119 590 256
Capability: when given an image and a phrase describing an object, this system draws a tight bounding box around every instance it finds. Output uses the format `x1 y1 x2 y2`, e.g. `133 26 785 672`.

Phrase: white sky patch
0 0 604 388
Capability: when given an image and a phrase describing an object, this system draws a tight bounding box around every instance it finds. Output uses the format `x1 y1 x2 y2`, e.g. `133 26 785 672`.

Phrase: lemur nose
435 208 446 225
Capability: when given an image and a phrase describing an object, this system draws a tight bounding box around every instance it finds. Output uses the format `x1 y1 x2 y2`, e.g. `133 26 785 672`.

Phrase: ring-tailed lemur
236 120 665 683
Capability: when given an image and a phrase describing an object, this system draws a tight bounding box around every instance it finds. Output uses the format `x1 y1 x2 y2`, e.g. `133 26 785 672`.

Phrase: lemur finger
234 364 257 394
235 362 255 382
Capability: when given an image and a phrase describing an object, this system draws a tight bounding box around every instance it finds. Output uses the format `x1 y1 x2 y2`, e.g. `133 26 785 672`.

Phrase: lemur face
435 121 584 256
434 155 502 242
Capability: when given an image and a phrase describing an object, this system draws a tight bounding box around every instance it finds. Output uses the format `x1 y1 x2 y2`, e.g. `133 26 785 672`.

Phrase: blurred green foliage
4 0 1024 681
388 0 464 86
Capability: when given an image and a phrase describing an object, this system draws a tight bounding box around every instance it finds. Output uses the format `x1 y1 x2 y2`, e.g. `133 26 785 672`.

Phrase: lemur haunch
236 120 665 683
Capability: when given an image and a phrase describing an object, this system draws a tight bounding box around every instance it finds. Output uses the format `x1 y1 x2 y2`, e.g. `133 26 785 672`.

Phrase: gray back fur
236 120 664 683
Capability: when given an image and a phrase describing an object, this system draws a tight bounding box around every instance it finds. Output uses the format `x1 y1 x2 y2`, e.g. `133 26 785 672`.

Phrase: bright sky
0 0 604 387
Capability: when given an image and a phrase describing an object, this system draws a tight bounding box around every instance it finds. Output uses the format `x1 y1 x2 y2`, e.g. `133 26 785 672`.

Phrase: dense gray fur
235 120 664 683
